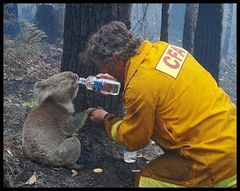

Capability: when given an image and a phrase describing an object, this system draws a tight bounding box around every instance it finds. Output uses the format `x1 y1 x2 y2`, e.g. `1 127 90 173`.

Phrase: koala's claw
69 163 83 170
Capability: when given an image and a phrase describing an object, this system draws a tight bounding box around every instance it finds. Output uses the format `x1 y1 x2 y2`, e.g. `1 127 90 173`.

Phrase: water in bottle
78 76 121 95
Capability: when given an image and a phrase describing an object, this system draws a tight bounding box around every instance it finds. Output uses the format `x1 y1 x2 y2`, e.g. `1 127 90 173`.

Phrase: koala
22 71 95 170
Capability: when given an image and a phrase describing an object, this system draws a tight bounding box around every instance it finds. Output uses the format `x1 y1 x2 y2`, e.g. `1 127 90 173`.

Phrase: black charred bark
35 4 64 43
160 3 169 42
182 4 198 54
222 4 233 59
193 4 223 83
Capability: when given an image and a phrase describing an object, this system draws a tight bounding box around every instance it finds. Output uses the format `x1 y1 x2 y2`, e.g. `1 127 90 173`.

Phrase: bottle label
93 79 103 91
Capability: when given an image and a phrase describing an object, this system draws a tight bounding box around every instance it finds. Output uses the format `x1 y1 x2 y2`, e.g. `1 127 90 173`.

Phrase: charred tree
4 3 20 37
182 4 198 54
52 5 65 42
222 4 233 59
61 4 132 114
35 4 55 42
193 4 223 83
140 4 148 38
35 4 64 43
160 3 169 42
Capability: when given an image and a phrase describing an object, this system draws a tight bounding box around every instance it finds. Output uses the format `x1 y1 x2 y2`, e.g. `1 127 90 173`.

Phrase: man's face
96 60 126 84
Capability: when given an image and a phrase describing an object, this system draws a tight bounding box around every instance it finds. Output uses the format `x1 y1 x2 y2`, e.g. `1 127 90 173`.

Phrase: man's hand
96 73 118 95
88 107 109 123
96 73 116 80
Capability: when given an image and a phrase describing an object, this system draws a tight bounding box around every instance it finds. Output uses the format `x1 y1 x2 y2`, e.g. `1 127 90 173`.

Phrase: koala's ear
34 80 47 89
34 80 52 103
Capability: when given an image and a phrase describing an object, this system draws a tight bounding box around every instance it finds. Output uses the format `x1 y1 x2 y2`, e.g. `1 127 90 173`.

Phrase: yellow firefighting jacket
104 40 236 186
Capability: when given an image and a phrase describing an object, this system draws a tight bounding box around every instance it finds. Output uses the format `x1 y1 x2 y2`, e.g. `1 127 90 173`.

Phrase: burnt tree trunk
182 4 198 54
193 4 223 83
160 3 169 42
4 3 20 37
222 4 233 59
35 4 64 43
61 4 132 114
140 4 148 38
52 5 65 42
35 4 55 42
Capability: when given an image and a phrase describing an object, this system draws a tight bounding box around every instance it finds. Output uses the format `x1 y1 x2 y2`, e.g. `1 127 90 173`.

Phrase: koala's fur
22 71 94 170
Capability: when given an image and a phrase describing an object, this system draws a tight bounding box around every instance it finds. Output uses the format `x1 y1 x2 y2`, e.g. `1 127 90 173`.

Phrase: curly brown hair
81 21 142 65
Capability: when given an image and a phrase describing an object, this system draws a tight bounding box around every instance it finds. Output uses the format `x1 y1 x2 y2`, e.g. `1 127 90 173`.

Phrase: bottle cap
78 78 86 84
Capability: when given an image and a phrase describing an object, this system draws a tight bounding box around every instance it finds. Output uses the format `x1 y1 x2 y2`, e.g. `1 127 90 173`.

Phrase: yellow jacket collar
124 40 152 91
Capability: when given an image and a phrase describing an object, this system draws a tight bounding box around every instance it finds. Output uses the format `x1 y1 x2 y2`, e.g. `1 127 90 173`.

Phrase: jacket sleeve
104 83 156 151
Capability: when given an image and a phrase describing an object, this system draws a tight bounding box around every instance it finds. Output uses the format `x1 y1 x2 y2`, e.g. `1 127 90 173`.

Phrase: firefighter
82 21 236 187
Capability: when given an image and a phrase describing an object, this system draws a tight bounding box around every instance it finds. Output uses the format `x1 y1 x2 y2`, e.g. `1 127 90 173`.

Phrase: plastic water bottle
150 140 164 156
123 147 137 163
78 76 121 95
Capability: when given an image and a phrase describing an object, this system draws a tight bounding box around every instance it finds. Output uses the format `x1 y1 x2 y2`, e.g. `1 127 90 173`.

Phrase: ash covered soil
3 54 236 187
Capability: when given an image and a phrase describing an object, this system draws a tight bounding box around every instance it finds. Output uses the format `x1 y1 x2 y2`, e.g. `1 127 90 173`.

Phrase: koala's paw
69 163 84 170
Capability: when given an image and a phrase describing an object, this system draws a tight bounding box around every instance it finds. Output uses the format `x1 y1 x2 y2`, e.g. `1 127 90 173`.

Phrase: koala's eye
72 75 79 81
59 77 66 81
